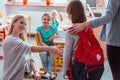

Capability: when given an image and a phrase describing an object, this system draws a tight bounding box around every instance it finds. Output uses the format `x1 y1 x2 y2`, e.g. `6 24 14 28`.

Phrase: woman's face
42 15 51 27
13 18 26 34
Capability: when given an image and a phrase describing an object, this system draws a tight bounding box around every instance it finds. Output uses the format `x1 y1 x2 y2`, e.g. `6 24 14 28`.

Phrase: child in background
50 10 60 30
36 13 59 79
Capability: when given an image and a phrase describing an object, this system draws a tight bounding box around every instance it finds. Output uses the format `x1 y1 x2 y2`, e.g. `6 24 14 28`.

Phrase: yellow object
53 40 64 75
0 33 4 42
0 28 6 43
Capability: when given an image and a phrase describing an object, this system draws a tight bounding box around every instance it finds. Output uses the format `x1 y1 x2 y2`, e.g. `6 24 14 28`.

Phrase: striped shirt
90 0 120 47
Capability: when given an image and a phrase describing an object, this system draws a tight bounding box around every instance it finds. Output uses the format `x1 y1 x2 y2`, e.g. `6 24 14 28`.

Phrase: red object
0 56 3 59
69 27 104 80
46 0 51 6
0 28 6 39
75 27 104 66
23 0 28 5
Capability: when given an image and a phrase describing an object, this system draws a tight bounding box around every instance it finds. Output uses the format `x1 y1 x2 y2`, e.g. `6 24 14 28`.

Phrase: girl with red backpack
62 0 104 80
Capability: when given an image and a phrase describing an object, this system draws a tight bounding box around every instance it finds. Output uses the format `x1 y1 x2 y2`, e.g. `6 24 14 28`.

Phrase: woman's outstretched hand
49 46 63 56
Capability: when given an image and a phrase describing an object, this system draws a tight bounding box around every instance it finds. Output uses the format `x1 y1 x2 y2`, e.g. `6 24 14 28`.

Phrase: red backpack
75 27 104 66
69 27 104 80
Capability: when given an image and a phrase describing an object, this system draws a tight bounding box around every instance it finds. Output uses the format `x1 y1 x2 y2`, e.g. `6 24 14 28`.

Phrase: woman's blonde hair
8 15 27 41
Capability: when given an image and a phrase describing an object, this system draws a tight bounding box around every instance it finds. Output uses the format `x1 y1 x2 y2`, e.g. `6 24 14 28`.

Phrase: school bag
69 27 104 80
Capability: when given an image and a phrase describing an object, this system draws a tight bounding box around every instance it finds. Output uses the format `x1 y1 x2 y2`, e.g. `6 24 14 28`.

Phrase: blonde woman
3 15 62 80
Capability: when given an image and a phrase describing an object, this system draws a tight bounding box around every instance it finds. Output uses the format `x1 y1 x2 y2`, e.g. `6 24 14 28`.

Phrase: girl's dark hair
67 0 87 23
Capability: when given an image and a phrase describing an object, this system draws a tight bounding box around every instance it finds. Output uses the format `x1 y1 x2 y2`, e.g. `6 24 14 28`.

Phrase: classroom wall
0 0 5 11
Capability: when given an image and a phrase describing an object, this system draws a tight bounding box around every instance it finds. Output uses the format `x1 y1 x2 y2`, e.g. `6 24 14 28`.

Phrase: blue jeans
40 52 54 74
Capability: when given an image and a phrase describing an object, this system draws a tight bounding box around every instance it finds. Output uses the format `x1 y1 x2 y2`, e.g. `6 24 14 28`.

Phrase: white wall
19 11 46 33
5 4 67 33
0 0 5 11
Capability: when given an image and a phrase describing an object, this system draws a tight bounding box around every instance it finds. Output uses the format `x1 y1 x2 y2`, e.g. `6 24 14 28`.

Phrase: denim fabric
40 52 54 74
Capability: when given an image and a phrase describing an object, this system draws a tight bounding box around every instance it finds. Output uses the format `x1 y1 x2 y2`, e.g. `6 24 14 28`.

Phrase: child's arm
62 32 74 78
36 32 48 46
48 32 59 42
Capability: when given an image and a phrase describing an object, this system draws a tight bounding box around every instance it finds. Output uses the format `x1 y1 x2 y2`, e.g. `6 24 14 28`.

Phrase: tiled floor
0 38 113 80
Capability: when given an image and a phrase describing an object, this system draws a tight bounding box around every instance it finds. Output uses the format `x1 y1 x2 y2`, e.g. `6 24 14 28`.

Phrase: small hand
49 46 63 56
